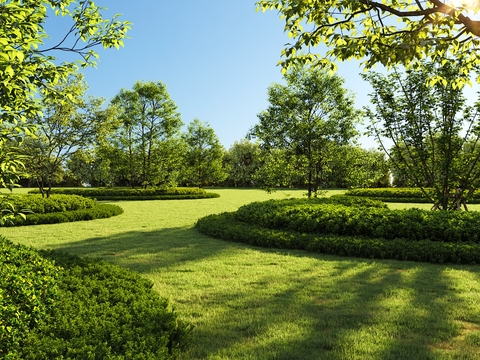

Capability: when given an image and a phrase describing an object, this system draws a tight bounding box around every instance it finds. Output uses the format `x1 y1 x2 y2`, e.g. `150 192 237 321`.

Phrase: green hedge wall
4 194 97 214
28 187 220 201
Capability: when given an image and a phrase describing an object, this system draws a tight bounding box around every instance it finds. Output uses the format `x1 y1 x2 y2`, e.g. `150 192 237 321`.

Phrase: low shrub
15 251 191 360
0 237 59 359
3 194 97 214
233 198 480 243
345 188 480 204
28 187 220 201
4 204 124 227
196 213 480 265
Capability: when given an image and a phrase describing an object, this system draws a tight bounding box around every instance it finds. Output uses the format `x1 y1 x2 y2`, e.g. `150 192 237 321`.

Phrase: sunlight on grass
2 188 480 359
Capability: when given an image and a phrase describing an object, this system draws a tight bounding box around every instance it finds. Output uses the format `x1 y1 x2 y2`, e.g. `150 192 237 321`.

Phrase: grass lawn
2 188 480 359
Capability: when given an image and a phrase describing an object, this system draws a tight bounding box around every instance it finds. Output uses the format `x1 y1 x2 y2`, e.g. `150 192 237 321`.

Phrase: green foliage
364 61 480 210
111 81 184 188
4 194 96 214
0 237 59 359
182 119 228 187
18 252 191 360
224 139 261 187
197 197 480 264
28 187 220 200
251 64 360 197
256 0 480 85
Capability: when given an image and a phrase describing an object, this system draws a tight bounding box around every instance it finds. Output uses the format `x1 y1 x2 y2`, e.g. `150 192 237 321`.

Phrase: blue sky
43 1 479 150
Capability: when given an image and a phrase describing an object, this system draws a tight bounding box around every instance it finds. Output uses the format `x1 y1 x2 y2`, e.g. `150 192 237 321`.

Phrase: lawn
2 188 480 359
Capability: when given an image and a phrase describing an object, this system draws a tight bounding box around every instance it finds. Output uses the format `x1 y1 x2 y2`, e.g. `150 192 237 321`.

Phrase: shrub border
196 213 480 265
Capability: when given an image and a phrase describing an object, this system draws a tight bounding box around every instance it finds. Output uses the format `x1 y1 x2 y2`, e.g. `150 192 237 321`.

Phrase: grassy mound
28 187 220 201
1 195 123 226
196 196 480 265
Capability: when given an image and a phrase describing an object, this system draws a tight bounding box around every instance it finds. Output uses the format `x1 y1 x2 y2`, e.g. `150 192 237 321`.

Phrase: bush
196 213 480 265
3 194 97 214
28 187 220 201
4 204 124 227
0 237 59 359
19 252 191 360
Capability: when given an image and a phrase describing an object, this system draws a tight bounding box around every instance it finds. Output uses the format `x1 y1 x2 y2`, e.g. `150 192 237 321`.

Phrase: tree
251 65 360 197
22 74 119 197
111 81 184 188
256 0 480 85
182 119 228 187
225 139 261 187
364 60 480 210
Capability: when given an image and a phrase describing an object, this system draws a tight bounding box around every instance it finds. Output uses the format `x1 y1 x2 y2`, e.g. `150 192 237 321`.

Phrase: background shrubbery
28 187 220 201
0 240 192 359
196 196 480 265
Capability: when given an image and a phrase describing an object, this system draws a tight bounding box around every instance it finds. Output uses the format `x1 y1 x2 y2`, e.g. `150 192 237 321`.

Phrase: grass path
2 189 480 359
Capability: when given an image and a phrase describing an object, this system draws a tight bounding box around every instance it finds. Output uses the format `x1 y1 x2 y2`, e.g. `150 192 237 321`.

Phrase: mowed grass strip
2 188 480 359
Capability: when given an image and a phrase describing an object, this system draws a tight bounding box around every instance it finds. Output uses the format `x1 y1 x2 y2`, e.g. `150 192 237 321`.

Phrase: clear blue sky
44 1 479 150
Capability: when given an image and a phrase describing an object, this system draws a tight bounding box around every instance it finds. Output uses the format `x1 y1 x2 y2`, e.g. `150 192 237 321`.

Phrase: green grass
2 188 480 359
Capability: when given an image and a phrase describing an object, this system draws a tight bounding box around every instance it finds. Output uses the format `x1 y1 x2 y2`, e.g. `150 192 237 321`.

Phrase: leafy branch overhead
256 0 480 83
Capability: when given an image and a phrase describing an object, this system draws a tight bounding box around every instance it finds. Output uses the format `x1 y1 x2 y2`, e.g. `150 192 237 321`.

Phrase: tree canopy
256 0 480 84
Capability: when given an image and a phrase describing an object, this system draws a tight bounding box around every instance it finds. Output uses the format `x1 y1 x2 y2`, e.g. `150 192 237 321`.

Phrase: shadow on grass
49 227 480 359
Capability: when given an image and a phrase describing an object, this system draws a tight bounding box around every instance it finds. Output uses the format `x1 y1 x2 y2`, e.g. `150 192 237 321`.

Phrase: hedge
345 188 480 204
3 194 97 214
0 237 59 359
196 212 480 265
233 198 480 243
3 204 124 227
28 187 220 201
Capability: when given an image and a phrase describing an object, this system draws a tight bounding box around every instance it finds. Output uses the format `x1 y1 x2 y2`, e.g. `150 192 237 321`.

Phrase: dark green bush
4 204 124 227
28 187 220 201
196 213 480 265
18 252 191 360
0 237 59 359
4 194 97 214
234 199 480 243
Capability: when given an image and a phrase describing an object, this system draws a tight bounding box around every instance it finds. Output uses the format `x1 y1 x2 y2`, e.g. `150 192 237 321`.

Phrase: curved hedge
4 194 97 213
28 187 220 201
196 196 480 265
0 237 59 359
4 204 124 227
19 252 191 360
345 188 480 204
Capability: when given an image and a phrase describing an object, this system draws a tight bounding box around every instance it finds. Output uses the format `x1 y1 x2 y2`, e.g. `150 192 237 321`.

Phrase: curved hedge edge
196 213 480 265
5 204 124 227
92 193 220 201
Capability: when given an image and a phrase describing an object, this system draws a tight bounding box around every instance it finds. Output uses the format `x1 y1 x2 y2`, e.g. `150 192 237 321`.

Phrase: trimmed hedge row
196 213 480 265
234 198 480 243
4 204 124 227
345 188 480 204
0 238 59 359
28 187 220 200
20 252 192 360
4 194 97 214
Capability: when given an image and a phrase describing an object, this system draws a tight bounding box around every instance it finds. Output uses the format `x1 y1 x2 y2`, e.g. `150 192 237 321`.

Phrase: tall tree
225 139 261 187
364 60 480 210
251 65 360 197
22 74 119 197
257 0 480 85
182 119 228 187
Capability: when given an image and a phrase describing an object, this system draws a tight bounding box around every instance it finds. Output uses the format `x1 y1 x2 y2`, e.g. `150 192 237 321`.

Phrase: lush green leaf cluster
28 187 220 200
18 252 191 360
345 188 480 204
4 204 123 227
0 238 59 359
197 197 480 264
5 194 97 214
